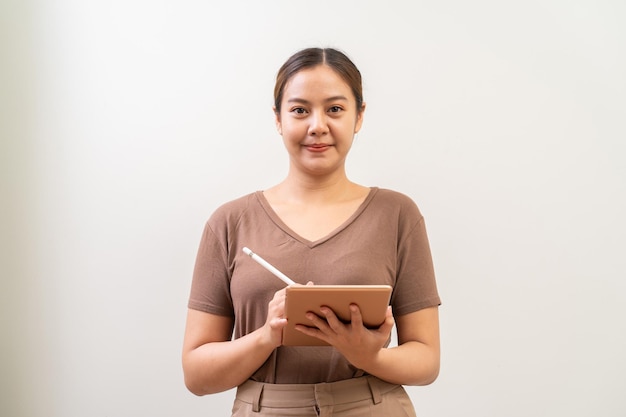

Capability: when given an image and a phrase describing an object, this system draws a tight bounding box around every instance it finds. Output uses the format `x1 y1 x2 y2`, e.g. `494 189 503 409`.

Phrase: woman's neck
267 170 365 205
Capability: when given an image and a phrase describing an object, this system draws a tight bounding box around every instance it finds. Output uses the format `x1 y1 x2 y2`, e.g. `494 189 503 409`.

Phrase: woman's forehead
282 65 353 100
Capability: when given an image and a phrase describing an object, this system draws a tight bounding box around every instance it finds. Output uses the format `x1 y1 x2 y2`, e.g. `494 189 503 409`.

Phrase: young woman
183 48 441 416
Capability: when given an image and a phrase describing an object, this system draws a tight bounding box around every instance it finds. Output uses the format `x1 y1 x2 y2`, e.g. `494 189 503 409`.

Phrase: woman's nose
308 111 329 136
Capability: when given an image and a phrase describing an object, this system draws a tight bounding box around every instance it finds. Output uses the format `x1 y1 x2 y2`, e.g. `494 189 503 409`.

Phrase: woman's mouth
304 143 332 152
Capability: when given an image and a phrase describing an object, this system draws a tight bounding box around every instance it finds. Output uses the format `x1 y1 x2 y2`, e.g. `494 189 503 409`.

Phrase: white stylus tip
243 247 252 256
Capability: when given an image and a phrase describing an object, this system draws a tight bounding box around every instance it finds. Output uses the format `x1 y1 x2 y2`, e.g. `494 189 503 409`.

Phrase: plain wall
2 0 625 416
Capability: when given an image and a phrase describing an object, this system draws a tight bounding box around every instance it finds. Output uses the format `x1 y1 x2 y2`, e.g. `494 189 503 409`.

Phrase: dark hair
273 48 363 113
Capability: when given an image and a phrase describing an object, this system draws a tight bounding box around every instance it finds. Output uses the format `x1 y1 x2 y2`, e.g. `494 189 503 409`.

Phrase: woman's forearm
183 327 276 395
362 341 440 386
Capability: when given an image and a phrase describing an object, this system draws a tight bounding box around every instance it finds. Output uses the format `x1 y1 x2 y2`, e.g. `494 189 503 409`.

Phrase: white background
2 1 625 416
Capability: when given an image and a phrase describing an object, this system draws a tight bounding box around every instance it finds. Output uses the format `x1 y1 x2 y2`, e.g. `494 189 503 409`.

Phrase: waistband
235 376 401 412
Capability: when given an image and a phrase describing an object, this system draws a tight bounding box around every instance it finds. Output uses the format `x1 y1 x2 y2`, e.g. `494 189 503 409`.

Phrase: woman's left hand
295 304 395 369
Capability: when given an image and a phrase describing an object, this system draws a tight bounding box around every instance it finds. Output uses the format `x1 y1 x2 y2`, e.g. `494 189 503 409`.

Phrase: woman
183 47 441 416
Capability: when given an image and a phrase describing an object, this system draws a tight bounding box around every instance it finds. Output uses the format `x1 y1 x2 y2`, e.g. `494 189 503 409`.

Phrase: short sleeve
187 220 234 317
390 197 441 316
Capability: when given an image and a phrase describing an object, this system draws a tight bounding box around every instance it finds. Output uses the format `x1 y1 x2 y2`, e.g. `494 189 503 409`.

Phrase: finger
270 317 288 330
305 311 331 331
268 291 286 314
377 306 395 334
294 324 328 343
318 307 344 332
349 304 364 328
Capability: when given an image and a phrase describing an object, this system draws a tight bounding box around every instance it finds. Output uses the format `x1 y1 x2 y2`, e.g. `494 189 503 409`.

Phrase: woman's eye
328 106 343 113
292 107 307 114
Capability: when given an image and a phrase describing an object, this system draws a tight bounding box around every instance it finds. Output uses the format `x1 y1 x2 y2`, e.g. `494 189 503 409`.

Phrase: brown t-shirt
188 187 441 384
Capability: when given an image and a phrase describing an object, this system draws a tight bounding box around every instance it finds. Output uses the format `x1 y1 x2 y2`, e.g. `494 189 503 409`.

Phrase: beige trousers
232 375 417 417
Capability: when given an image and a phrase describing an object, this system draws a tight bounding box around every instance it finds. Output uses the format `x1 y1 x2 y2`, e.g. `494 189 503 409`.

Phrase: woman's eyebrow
286 95 349 104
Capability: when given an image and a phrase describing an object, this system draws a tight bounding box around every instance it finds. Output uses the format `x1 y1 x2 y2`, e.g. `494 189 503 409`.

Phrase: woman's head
274 48 364 114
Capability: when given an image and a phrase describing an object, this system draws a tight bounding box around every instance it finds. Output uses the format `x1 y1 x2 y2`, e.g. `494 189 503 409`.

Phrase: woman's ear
273 106 282 135
354 102 366 133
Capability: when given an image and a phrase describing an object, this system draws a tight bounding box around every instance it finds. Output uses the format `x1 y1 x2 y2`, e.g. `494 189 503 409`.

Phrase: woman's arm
182 289 289 395
297 305 440 386
372 306 440 385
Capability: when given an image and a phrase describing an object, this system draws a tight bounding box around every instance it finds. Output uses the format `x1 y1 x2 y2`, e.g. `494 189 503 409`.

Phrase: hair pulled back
273 48 363 114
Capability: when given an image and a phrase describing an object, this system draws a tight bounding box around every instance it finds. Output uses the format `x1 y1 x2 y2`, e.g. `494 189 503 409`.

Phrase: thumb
380 306 395 331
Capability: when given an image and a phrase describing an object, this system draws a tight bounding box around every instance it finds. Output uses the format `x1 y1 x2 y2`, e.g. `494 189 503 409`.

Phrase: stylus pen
242 247 296 286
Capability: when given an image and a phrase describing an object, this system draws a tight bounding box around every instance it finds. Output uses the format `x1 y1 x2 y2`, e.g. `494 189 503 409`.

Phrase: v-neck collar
255 187 379 248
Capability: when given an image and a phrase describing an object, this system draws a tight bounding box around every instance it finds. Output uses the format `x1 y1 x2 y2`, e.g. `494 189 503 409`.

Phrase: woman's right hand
262 281 314 347
261 286 289 347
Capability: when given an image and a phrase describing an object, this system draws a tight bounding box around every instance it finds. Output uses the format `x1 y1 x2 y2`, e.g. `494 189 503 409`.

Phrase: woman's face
275 65 365 178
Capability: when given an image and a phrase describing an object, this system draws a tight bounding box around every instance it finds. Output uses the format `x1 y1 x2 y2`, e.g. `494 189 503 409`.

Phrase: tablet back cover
283 285 392 346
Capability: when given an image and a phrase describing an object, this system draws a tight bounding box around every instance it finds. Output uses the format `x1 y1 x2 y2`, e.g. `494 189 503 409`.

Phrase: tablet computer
283 285 392 346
